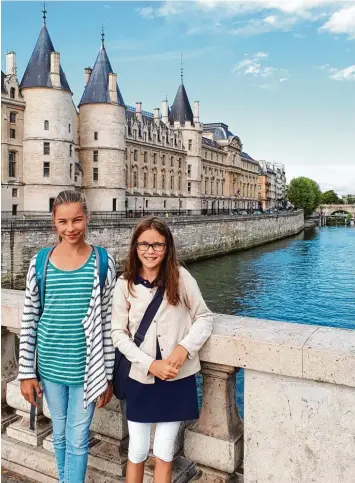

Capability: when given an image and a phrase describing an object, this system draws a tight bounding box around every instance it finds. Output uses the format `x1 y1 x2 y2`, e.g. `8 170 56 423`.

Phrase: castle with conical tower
1 7 263 215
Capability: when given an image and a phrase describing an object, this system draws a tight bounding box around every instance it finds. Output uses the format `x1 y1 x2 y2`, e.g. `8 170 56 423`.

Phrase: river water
188 226 355 414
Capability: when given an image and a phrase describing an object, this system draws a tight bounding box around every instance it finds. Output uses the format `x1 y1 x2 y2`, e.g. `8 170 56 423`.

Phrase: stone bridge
317 204 355 217
2 290 355 483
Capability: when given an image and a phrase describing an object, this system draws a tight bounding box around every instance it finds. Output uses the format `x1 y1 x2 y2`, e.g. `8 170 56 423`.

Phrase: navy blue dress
126 276 199 423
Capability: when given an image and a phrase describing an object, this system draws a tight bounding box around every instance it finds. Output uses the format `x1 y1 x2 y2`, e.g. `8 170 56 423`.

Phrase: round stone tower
20 13 78 212
168 78 202 210
78 35 126 212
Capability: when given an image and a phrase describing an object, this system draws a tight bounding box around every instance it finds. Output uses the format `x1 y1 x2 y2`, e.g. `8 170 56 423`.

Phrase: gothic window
134 150 138 162
144 151 148 163
10 112 16 123
69 164 73 178
10 128 16 139
178 176 181 191
153 173 157 189
144 132 147 142
171 156 174 167
153 153 157 165
162 174 165 190
188 182 191 194
144 172 147 188
43 142 50 155
93 167 99 182
125 165 128 187
8 151 16 177
93 151 98 162
205 178 208 193
133 171 138 188
69 145 72 157
162 155 166 166
10 88 15 99
170 175 174 190
187 165 191 177
211 180 213 194
43 162 50 177
133 130 137 140
163 200 167 209
44 120 49 130
94 132 98 140
178 158 182 169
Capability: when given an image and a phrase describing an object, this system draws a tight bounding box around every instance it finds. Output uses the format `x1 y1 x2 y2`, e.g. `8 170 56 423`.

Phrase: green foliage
346 213 352 223
321 190 341 204
287 177 322 217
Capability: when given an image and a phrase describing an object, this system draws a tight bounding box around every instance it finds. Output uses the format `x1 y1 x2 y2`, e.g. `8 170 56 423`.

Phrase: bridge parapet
318 204 355 217
2 289 355 483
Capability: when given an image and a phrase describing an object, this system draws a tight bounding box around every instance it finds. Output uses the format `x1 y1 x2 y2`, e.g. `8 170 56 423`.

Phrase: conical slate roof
168 83 194 126
79 45 125 106
20 26 71 91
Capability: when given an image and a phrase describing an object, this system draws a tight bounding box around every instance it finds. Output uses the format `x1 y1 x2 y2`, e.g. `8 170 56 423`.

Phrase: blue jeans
41 379 95 483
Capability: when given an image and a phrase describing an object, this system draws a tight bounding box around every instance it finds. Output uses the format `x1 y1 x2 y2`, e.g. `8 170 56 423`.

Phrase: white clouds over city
320 64 355 81
233 52 289 87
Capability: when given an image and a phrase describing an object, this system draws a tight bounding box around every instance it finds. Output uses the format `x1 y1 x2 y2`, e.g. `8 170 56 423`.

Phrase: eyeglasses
136 242 167 252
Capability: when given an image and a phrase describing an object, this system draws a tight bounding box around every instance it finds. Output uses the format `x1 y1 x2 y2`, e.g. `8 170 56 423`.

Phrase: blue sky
2 0 355 195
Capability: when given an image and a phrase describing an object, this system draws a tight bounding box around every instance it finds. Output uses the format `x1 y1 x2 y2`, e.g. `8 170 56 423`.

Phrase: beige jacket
111 266 213 384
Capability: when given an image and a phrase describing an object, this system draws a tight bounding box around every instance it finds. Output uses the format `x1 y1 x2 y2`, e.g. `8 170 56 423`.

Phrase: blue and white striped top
37 251 95 385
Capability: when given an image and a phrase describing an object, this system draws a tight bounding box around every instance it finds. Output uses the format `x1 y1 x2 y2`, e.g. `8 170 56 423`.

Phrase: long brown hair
124 216 181 306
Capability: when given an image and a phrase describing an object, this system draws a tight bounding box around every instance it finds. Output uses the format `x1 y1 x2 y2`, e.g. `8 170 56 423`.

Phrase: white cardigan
111 266 213 384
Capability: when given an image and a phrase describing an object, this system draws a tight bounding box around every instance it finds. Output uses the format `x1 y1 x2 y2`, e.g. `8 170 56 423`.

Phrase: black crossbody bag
113 286 165 400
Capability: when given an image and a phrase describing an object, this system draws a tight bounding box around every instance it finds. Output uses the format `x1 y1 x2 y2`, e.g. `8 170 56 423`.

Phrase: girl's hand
167 345 188 370
149 360 179 381
96 382 113 408
20 379 42 407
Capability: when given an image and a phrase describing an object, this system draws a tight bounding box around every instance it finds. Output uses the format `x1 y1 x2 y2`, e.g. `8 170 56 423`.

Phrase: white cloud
137 6 155 20
229 14 298 36
321 5 355 39
320 64 355 81
233 52 289 88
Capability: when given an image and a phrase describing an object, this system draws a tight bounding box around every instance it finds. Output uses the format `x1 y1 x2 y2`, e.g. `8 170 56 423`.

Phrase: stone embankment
2 211 304 289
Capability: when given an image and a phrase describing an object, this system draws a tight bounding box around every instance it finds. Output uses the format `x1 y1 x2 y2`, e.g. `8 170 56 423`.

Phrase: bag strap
35 247 55 314
92 245 108 295
133 287 165 348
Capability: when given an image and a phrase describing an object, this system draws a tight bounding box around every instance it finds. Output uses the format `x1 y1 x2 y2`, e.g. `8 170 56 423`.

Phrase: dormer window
10 88 15 99
10 113 16 123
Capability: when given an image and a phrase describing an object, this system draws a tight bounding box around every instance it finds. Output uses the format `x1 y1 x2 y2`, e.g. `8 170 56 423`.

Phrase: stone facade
258 160 286 210
1 211 304 289
1 14 286 215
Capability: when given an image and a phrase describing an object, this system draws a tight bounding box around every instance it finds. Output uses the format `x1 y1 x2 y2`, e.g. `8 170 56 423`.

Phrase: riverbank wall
1 210 304 289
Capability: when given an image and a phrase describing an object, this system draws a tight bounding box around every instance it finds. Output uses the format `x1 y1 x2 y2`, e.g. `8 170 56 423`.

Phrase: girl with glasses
111 216 213 483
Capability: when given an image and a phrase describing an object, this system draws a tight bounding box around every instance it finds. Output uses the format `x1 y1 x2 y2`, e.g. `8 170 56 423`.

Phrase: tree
321 190 341 204
287 177 322 217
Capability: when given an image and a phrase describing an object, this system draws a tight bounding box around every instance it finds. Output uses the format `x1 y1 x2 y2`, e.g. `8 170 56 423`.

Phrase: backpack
35 245 108 313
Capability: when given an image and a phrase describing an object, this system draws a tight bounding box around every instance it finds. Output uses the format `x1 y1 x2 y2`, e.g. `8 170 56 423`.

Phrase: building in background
258 161 286 210
1 10 285 215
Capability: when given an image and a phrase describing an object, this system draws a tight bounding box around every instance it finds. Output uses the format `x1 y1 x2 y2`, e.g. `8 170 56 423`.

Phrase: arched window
153 172 157 189
170 175 174 190
153 153 157 165
144 172 148 188
144 151 148 163
44 120 49 130
162 174 165 190
10 88 15 99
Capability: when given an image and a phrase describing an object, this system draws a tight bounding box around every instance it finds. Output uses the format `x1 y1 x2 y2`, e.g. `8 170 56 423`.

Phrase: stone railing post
1 328 20 432
184 362 243 482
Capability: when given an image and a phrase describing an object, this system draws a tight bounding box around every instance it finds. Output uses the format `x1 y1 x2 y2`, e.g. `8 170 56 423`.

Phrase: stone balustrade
2 289 355 483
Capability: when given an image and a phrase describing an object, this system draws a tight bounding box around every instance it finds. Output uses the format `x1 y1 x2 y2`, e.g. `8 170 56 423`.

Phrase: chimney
84 67 92 85
50 52 61 88
154 108 160 125
161 99 169 125
6 52 16 76
193 101 200 124
136 102 143 123
108 73 118 103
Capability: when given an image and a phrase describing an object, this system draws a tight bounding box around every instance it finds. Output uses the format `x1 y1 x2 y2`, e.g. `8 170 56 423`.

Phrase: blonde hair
52 190 89 219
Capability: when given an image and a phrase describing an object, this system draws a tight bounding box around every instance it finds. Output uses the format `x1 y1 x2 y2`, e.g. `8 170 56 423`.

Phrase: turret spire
180 52 184 84
101 23 105 48
42 2 47 26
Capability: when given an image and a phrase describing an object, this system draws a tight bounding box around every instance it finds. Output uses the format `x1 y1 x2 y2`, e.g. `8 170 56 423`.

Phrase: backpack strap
35 247 55 314
92 246 109 294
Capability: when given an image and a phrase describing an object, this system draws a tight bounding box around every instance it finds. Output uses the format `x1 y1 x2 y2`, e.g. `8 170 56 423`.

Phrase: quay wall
1 211 304 289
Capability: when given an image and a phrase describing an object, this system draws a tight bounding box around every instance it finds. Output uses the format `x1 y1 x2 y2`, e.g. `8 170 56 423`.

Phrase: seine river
188 226 355 413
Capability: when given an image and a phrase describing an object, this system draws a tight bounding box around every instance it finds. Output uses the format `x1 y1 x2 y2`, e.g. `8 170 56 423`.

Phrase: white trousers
128 420 181 464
